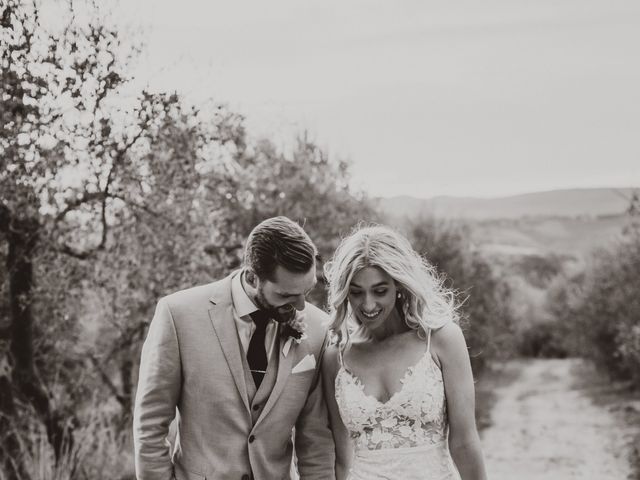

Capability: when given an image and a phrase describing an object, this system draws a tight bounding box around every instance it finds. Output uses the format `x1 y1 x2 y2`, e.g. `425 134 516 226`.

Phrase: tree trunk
0 374 27 480
0 212 30 478
6 219 71 461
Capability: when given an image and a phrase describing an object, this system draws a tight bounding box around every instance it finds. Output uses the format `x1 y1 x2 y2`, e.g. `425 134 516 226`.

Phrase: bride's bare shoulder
431 321 464 343
431 322 470 364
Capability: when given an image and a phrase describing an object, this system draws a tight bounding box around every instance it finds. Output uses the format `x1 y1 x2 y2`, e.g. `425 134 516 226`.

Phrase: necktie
247 310 270 388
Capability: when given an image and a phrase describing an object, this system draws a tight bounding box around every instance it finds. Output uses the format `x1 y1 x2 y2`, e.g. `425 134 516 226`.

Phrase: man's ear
245 269 258 288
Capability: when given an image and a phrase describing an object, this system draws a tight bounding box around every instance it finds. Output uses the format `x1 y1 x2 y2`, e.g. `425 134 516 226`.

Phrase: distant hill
377 188 637 220
470 214 631 258
378 188 638 258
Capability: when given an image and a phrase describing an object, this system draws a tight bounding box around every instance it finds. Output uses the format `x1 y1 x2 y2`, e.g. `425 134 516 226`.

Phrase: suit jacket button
248 434 255 443
252 404 260 411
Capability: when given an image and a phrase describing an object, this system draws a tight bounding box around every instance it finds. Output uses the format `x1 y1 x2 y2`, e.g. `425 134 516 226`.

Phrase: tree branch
54 191 106 224
110 193 165 219
57 243 96 260
87 354 126 408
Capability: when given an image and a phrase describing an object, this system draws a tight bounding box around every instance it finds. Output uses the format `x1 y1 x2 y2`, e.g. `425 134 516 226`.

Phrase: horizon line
374 185 640 201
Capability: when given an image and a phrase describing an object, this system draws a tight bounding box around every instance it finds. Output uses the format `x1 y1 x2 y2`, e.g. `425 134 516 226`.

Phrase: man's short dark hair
244 216 317 281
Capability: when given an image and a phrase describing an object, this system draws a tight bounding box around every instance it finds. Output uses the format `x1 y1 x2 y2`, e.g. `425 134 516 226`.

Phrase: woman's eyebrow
350 281 389 289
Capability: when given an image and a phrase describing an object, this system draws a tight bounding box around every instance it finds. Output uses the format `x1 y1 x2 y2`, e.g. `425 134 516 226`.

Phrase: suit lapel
254 334 296 427
208 277 251 414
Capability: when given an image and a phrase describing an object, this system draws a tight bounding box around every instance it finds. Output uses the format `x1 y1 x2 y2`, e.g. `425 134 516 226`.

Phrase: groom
133 216 336 480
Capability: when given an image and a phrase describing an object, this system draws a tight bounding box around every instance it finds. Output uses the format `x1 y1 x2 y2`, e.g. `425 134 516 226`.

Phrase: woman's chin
359 314 386 329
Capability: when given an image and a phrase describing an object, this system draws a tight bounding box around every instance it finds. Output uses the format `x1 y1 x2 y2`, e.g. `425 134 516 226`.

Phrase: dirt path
480 358 633 479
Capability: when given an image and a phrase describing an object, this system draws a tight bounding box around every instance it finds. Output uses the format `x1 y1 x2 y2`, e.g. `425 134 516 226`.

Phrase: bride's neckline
340 346 435 405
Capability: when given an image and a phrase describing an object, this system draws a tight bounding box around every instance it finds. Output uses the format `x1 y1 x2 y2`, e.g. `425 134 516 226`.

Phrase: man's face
253 264 317 323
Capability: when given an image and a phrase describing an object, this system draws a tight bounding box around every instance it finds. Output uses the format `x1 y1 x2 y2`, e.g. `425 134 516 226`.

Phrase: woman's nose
363 294 376 311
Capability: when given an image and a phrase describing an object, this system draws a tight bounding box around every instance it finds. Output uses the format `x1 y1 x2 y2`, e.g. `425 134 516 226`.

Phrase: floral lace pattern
335 349 449 451
348 443 458 480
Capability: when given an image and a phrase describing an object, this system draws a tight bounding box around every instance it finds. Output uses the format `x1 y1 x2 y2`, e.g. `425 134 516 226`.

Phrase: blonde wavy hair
324 224 458 345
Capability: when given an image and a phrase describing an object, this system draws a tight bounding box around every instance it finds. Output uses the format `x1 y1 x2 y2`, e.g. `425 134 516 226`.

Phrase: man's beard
254 286 297 324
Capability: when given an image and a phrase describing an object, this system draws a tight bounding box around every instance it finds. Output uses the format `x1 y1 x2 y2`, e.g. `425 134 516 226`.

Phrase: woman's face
348 266 398 330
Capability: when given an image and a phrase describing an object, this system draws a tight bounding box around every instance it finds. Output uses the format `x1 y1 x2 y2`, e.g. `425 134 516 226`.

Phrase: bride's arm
321 343 353 480
433 322 488 480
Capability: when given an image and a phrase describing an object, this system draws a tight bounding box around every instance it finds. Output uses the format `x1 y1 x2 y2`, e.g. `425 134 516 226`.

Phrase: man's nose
292 295 306 311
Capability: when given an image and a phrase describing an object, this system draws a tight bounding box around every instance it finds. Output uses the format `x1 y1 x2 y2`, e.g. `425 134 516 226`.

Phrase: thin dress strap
337 342 345 367
338 337 353 374
426 327 432 354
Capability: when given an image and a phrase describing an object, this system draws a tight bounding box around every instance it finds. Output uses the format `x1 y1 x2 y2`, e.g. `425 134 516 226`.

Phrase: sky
114 0 640 198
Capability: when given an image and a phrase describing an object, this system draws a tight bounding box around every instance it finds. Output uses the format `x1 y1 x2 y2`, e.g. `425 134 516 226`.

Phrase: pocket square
291 354 316 374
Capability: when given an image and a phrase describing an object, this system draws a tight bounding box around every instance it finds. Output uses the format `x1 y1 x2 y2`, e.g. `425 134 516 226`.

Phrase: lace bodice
335 347 449 451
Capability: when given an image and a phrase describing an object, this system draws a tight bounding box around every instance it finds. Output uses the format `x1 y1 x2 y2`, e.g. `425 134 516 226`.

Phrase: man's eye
349 291 362 296
375 290 388 295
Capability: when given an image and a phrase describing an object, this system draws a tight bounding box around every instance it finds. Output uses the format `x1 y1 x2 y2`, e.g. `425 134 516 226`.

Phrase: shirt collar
231 269 260 320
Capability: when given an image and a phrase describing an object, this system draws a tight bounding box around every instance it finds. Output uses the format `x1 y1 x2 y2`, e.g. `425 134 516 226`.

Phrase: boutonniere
281 312 308 357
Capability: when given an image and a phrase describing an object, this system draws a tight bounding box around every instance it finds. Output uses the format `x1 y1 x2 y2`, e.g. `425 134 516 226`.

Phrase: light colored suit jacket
133 274 336 480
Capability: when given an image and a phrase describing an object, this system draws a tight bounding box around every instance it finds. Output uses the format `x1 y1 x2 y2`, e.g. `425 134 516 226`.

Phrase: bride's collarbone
344 337 428 394
349 331 425 362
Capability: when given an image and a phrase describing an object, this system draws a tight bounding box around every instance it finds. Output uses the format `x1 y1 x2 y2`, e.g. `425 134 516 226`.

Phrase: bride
322 225 487 480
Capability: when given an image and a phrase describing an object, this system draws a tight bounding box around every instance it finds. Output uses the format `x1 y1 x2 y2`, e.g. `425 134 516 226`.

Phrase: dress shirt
230 270 278 359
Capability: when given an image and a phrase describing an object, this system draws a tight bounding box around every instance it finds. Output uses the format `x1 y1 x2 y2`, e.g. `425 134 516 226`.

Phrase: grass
474 360 523 432
570 361 640 480
0 407 135 480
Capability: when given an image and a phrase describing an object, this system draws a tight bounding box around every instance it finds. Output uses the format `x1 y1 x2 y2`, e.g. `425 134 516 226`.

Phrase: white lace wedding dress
335 334 461 480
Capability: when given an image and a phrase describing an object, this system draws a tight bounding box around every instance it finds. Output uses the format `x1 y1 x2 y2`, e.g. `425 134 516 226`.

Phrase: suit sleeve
322 343 353 480
295 332 337 480
133 298 181 480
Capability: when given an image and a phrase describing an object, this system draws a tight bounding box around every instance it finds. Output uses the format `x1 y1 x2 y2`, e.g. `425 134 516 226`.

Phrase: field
472 214 629 258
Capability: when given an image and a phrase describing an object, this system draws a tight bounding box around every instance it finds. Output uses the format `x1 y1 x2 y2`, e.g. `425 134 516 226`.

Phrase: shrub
517 321 569 358
560 225 640 385
404 216 516 374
